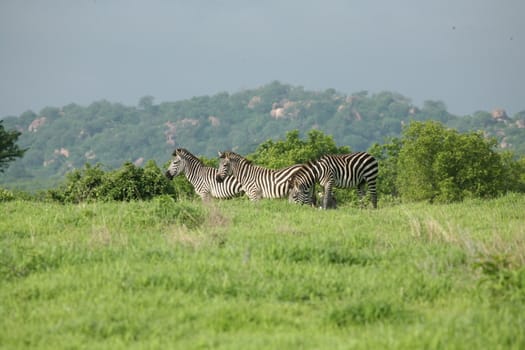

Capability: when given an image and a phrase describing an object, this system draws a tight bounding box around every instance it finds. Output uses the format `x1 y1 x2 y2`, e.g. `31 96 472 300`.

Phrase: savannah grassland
1 194 524 349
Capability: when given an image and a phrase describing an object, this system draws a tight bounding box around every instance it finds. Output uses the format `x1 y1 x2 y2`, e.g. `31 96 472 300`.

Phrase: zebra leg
328 194 337 209
255 187 263 201
366 179 378 209
322 182 334 210
310 189 318 207
246 185 263 201
323 191 336 210
357 182 366 208
201 192 212 202
319 190 337 209
370 187 377 209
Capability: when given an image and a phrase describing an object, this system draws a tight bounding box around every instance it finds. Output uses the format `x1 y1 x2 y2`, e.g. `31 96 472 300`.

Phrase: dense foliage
396 121 523 202
2 122 524 205
249 129 350 169
0 120 26 173
2 81 525 191
48 160 177 203
370 123 525 204
0 187 15 202
45 131 352 204
247 124 525 205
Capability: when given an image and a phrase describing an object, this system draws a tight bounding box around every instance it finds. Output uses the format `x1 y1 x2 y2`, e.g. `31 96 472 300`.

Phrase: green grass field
1 194 524 349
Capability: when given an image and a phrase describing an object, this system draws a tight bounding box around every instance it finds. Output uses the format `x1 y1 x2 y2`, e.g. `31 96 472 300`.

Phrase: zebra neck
183 160 204 184
231 159 253 181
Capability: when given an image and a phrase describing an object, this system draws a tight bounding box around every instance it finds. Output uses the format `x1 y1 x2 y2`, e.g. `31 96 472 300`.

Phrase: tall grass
1 194 524 349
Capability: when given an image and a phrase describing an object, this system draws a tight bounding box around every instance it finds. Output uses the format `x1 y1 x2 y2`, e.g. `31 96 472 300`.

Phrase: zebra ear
218 151 224 158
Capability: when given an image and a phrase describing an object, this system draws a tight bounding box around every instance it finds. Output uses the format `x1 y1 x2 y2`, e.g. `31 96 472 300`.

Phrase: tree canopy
396 121 522 203
0 120 27 173
249 130 350 168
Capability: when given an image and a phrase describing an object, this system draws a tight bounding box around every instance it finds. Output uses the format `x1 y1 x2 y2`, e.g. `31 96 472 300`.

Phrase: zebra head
165 149 186 180
288 175 316 206
215 151 232 183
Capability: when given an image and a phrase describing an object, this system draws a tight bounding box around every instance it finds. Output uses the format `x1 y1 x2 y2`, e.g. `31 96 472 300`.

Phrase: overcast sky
1 0 523 118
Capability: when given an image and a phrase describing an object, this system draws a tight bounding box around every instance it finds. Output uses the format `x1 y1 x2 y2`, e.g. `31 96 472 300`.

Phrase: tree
48 161 177 203
250 129 349 168
368 137 402 198
421 100 451 122
396 121 443 201
396 120 512 203
0 120 27 173
138 95 156 113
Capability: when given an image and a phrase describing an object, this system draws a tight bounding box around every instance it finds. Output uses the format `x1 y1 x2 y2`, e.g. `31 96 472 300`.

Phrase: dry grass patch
88 225 128 248
164 224 205 249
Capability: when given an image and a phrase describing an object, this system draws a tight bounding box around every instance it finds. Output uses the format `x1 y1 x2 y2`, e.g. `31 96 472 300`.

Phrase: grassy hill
2 81 525 190
1 194 524 348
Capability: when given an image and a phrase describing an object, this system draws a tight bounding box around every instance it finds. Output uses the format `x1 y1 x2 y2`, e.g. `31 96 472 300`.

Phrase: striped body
289 152 378 209
215 151 303 200
165 148 243 200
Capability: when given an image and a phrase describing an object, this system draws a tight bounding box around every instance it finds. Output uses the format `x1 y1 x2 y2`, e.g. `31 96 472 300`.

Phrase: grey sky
1 0 523 118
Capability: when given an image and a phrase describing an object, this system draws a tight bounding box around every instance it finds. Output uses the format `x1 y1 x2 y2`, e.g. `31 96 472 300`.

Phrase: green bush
396 121 523 203
48 163 106 203
48 161 177 203
98 162 147 201
0 187 15 202
249 129 349 168
368 137 402 198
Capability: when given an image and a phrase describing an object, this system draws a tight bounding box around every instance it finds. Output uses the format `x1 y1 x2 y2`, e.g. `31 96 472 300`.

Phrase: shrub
368 137 402 198
48 163 106 203
0 187 15 202
48 161 177 203
396 121 521 203
249 129 349 168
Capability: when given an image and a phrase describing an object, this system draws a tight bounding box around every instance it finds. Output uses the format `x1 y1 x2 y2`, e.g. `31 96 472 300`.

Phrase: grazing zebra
215 151 305 201
288 152 378 209
165 148 243 200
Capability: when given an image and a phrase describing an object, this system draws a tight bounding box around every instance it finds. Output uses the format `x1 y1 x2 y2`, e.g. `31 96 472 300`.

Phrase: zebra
215 151 305 201
288 152 378 209
165 148 243 200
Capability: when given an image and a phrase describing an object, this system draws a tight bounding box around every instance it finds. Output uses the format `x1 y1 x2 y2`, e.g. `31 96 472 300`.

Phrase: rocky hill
2 81 525 190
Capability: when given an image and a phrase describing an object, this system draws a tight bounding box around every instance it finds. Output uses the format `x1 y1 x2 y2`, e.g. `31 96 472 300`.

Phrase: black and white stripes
165 148 243 200
288 152 378 209
166 148 378 208
215 151 303 200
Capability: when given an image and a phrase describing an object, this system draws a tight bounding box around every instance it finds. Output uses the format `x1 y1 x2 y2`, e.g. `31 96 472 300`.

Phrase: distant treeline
1 124 524 206
2 81 525 191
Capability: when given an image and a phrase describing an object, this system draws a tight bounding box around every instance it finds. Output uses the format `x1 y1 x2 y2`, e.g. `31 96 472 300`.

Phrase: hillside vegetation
2 81 525 190
1 195 524 349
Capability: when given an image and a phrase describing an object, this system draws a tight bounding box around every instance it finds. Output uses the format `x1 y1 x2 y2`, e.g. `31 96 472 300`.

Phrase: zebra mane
174 148 204 164
219 151 252 164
